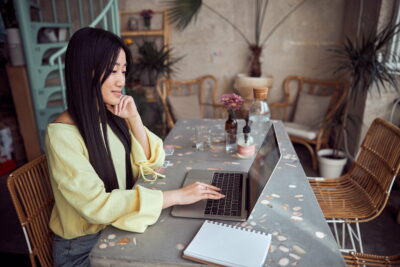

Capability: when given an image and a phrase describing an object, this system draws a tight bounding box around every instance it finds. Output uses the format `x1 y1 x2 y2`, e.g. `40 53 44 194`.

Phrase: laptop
171 124 281 221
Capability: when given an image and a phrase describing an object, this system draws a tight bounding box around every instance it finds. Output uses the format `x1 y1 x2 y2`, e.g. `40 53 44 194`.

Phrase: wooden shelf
121 30 165 37
119 10 170 48
119 10 165 15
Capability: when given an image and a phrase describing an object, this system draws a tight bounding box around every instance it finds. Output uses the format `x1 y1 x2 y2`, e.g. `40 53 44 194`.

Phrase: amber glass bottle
225 111 237 133
225 111 237 153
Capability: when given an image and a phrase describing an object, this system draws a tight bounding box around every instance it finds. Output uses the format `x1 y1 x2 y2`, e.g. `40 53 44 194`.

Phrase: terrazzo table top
90 119 345 267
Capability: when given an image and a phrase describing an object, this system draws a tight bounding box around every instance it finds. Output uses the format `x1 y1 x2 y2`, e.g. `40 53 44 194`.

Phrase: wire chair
7 155 54 267
309 118 400 253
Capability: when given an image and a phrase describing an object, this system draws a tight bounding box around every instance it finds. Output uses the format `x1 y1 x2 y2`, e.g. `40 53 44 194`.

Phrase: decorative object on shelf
123 38 133 46
220 93 243 153
128 17 138 31
140 9 154 29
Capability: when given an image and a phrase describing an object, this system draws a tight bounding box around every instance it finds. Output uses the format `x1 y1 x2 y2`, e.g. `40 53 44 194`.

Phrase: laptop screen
247 125 281 213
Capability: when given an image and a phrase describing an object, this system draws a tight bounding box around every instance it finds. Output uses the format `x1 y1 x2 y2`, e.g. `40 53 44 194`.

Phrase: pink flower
220 93 244 111
140 9 154 18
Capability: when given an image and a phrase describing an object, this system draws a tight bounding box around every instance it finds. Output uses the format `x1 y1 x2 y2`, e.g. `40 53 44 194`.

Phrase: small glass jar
237 133 255 157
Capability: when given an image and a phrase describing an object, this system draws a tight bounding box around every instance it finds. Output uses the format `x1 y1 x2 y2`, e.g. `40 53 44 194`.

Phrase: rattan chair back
270 76 347 123
156 74 224 129
348 118 400 221
269 75 348 170
311 118 400 222
309 118 400 252
7 154 53 267
343 252 400 266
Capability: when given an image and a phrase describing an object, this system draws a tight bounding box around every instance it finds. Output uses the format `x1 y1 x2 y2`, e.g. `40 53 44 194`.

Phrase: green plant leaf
327 22 400 157
129 41 183 85
164 0 203 30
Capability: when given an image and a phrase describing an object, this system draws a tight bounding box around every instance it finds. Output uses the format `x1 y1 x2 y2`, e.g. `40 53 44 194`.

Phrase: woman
45 27 224 267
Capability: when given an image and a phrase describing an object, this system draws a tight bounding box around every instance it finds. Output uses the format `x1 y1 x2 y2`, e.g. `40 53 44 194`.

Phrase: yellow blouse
45 123 165 239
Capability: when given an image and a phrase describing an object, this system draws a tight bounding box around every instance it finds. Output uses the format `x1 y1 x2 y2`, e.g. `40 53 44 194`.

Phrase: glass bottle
249 87 271 126
225 110 237 153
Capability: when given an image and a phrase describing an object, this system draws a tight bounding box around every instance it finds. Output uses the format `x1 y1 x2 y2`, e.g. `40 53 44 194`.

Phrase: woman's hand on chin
106 95 139 119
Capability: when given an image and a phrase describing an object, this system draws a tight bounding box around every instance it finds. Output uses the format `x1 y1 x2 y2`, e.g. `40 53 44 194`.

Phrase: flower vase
225 112 238 153
143 16 151 29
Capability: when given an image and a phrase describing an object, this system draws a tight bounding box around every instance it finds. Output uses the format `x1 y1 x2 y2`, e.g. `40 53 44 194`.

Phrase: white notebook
183 220 272 267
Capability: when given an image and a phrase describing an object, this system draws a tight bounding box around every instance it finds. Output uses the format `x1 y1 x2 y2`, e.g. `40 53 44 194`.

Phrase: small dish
235 153 253 159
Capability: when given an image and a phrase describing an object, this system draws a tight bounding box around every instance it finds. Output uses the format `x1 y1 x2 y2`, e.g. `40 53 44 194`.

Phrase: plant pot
142 85 158 102
234 74 273 102
317 149 347 178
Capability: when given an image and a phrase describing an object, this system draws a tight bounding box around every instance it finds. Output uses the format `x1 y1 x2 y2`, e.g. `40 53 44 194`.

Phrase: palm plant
164 0 305 77
130 41 182 86
328 22 400 158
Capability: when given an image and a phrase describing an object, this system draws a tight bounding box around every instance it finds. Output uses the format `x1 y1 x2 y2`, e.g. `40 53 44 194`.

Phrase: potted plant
317 22 400 178
127 40 182 100
164 0 305 100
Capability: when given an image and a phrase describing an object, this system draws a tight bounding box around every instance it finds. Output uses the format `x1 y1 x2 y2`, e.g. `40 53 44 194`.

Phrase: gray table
90 119 345 267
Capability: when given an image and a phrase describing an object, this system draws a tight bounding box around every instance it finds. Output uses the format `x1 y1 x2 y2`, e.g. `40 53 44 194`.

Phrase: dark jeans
53 231 101 267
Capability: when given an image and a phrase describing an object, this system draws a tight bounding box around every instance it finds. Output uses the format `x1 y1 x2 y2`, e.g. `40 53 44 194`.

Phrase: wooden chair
7 155 53 267
156 74 225 130
269 76 348 170
343 252 400 266
309 118 400 253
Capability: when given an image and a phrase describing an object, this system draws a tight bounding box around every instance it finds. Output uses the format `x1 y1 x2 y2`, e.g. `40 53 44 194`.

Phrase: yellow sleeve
130 127 165 180
45 126 163 233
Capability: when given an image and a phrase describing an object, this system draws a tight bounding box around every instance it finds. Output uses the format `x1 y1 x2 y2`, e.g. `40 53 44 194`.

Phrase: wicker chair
269 76 348 170
7 155 53 267
156 74 225 130
343 252 400 266
309 118 400 253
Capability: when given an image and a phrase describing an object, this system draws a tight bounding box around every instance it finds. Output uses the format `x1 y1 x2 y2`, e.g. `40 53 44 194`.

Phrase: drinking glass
195 126 211 151
225 132 237 153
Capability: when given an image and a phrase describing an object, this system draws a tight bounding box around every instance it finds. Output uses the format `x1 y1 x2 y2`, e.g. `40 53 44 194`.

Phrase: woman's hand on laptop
162 182 225 209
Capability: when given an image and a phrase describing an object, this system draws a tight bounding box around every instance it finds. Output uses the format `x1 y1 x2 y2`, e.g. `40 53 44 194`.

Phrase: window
386 0 400 70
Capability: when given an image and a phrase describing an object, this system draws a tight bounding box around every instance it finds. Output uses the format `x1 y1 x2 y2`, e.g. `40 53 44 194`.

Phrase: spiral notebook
183 220 272 267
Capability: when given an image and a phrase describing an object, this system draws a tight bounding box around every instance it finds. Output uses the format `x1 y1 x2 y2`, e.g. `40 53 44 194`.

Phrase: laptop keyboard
204 172 243 216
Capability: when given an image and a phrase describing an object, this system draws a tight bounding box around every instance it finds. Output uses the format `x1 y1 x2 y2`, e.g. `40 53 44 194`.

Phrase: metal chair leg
327 219 363 253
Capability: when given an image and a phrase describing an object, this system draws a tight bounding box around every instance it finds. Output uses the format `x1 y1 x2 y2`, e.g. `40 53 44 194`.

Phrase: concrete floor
0 143 399 265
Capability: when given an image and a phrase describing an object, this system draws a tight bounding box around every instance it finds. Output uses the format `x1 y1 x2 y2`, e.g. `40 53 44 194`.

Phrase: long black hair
65 27 134 192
